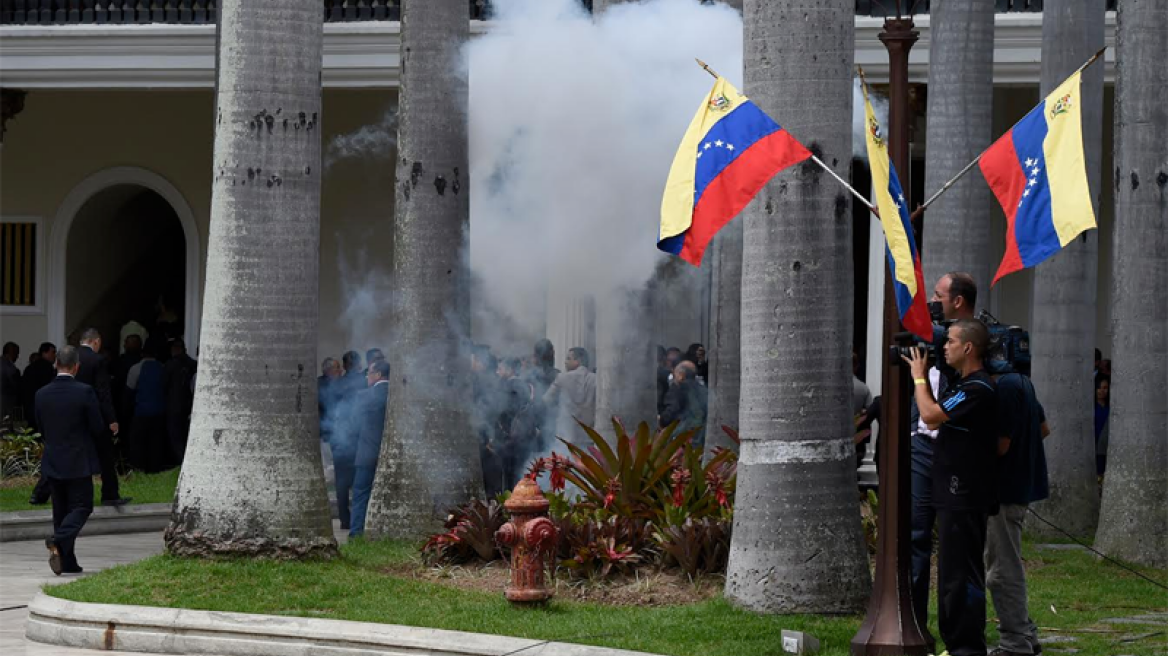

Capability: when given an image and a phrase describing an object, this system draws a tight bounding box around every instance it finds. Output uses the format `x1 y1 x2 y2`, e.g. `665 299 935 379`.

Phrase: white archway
49 166 201 350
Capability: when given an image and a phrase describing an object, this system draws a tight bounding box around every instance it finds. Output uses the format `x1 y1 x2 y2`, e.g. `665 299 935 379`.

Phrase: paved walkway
1 523 350 656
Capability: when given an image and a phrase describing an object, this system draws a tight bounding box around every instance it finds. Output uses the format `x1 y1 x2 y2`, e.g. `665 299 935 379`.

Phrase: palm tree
724 0 870 613
1027 0 1105 539
363 0 482 540
165 0 335 558
921 1 994 296
704 220 742 456
1094 0 1167 568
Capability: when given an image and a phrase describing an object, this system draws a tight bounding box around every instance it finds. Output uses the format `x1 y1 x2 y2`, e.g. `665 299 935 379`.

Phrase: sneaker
44 537 62 576
990 648 1036 656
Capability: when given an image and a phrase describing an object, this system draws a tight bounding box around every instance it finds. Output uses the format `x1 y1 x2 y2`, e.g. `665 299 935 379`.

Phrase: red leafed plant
421 499 506 565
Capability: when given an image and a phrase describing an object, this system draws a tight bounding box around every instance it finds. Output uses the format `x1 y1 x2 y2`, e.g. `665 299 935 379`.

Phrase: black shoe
102 497 132 507
28 496 50 505
62 565 84 574
45 538 62 576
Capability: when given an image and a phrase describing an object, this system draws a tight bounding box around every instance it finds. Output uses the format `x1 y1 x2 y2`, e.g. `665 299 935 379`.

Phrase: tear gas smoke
325 106 398 170
466 0 744 348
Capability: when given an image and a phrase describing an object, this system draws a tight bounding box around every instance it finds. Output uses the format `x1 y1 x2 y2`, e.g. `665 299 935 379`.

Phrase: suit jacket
35 375 104 479
77 345 116 424
0 357 21 419
22 358 57 429
355 381 389 468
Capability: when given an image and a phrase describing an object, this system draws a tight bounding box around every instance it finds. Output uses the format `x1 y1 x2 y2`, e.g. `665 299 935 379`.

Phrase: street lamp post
850 11 934 656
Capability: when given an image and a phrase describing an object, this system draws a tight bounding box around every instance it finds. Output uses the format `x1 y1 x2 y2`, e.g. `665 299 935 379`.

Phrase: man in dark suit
76 328 130 506
348 360 390 538
36 346 105 575
23 342 58 505
1 341 21 421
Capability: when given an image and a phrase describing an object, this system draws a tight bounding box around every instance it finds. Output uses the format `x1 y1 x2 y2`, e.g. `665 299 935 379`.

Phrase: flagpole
695 58 879 215
907 46 1107 222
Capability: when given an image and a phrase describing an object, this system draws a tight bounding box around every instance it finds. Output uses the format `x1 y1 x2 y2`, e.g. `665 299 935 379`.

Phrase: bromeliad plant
423 419 741 578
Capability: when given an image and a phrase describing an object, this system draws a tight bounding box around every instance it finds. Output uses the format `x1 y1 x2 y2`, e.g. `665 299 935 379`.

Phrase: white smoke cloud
853 77 889 160
466 0 744 344
324 106 398 170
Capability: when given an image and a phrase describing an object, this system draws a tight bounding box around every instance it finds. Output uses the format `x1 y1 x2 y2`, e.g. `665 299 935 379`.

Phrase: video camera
888 305 1031 377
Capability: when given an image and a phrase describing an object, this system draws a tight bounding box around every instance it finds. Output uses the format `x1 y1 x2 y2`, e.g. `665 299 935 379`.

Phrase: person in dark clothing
905 319 998 656
110 334 144 427
910 271 978 630
22 343 58 430
682 343 708 383
1 341 22 421
471 346 504 498
36 346 105 575
526 339 559 454
330 350 365 530
500 357 540 491
1094 374 1110 477
986 372 1050 656
76 328 129 506
657 347 681 415
125 340 168 472
318 357 343 445
349 360 390 537
660 361 707 448
162 338 197 465
364 348 385 372
24 343 59 505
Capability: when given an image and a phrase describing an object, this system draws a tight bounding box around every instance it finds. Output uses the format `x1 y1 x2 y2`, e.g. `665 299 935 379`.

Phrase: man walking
659 360 708 448
905 319 998 656
1 341 22 421
348 360 389 537
77 328 130 506
37 346 105 575
987 370 1050 656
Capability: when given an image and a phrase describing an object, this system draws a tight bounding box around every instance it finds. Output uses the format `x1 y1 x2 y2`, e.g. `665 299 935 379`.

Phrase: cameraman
986 367 1050 656
909 272 978 629
904 319 998 656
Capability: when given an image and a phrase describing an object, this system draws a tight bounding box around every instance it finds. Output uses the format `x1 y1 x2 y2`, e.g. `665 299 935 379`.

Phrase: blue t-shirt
995 373 1049 505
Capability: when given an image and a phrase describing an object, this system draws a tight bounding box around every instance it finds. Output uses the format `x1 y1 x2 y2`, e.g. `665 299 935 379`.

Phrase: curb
0 503 172 543
26 593 658 656
1 496 341 542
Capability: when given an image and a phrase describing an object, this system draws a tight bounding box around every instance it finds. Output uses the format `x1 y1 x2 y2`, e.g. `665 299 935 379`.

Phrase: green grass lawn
0 468 179 512
46 536 1167 656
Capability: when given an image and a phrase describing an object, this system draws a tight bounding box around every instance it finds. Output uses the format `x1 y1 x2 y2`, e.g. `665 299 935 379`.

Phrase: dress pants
937 508 990 656
50 476 94 570
909 434 936 630
333 458 355 530
94 429 122 501
986 504 1040 654
348 464 376 537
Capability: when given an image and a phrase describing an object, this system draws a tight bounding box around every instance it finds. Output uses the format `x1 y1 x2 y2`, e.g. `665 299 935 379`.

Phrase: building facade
0 2 1118 417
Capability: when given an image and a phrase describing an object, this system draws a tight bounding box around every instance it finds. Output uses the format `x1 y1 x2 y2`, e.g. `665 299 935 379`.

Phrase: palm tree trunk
704 219 742 456
724 0 870 613
364 0 482 540
165 0 336 558
921 0 994 296
1027 0 1105 539
1094 0 1168 568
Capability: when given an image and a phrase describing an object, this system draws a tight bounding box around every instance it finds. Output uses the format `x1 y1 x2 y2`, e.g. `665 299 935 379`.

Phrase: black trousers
333 459 355 529
937 508 990 656
94 429 121 501
50 476 94 570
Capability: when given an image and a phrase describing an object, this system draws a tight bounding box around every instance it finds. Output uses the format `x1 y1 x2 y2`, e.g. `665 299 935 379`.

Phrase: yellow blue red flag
979 71 1096 284
658 77 811 266
861 80 931 341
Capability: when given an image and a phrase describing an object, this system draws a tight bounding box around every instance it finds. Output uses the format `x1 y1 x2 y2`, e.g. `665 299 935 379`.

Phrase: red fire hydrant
495 477 558 603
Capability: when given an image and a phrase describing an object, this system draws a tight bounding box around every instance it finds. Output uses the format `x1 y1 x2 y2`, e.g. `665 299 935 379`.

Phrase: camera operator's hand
900 346 930 381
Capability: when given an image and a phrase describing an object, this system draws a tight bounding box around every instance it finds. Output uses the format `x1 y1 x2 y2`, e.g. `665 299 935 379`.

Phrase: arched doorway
49 167 200 350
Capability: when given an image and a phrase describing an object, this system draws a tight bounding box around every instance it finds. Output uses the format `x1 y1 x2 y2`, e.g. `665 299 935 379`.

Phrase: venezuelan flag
980 71 1096 284
658 77 811 266
861 81 931 341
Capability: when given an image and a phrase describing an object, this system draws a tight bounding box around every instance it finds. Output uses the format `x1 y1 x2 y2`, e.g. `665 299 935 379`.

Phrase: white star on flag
715 140 724 147
696 151 703 159
1025 157 1037 168
1031 167 1040 176
1023 189 1030 197
898 193 906 202
726 143 735 151
704 142 712 150
1027 178 1037 187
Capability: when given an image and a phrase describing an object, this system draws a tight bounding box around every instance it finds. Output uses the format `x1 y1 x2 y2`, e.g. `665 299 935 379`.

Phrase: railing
0 0 1119 26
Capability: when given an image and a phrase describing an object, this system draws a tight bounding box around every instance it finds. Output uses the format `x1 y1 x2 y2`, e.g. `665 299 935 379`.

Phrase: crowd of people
317 337 713 513
2 324 197 505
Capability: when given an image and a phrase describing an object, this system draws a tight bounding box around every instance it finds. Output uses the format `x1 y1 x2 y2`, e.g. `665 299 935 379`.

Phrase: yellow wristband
913 378 927 386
